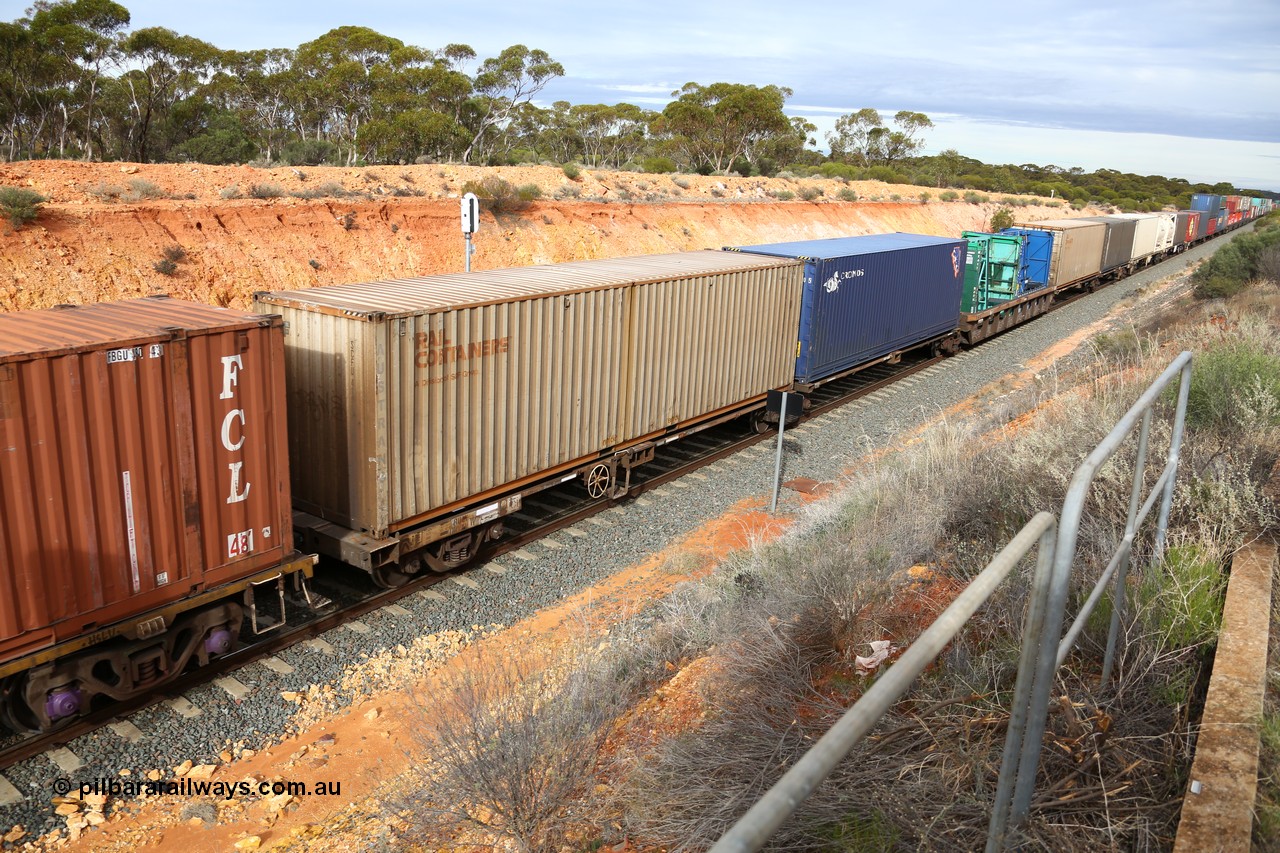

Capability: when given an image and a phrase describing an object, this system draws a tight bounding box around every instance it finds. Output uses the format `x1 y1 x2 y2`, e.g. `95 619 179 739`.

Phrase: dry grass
389 279 1280 852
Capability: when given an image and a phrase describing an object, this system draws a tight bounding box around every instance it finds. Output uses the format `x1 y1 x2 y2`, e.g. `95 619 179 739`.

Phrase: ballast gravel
0 229 1244 841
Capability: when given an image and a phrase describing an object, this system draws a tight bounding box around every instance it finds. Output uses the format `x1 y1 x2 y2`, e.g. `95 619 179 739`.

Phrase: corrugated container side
1079 217 1138 270
1174 211 1199 244
727 234 965 384
260 253 804 536
1108 214 1161 259
1012 219 1105 286
1191 193 1223 216
1 299 293 659
999 228 1054 287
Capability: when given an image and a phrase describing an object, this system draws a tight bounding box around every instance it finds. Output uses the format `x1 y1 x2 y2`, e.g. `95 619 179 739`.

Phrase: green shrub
516 183 542 201
939 190 959 202
281 138 340 166
1194 222 1280 298
989 207 1016 231
0 186 47 229
837 187 859 202
769 189 795 201
1182 340 1280 432
162 245 186 263
798 185 822 201
919 191 931 204
152 258 178 276
671 176 691 190
963 190 988 204
462 176 530 212
642 156 677 174
555 184 581 199
1138 545 1225 649
561 162 581 180
219 185 243 200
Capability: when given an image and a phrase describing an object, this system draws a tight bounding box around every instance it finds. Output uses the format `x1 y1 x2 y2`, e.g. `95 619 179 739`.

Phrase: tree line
1 0 1261 207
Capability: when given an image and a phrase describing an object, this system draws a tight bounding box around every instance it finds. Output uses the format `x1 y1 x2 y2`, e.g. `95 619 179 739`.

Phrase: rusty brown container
255 251 804 540
0 296 294 664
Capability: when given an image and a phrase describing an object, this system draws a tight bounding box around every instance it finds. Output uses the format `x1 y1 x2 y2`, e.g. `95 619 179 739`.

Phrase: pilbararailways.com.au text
53 777 342 800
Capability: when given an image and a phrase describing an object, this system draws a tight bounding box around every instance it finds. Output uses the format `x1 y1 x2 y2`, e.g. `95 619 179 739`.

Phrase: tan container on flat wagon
1012 218 1106 288
255 251 804 543
0 297 297 666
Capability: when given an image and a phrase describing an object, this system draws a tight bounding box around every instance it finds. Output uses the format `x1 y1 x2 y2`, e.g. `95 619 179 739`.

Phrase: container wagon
255 251 804 586
724 234 966 389
0 296 315 732
950 229 1057 343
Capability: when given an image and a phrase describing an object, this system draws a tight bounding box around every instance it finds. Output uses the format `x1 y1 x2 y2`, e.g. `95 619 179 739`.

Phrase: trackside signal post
461 192 479 272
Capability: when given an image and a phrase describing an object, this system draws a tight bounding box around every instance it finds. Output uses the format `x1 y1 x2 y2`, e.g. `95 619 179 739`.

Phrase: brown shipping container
256 251 805 537
0 297 294 662
1011 219 1105 288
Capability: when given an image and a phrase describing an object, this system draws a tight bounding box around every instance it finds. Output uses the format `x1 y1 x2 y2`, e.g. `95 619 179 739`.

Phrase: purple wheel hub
45 687 83 722
204 628 234 656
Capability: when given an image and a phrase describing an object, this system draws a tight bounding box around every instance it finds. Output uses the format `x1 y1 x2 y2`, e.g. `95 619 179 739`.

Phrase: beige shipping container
1012 218 1106 288
256 251 804 560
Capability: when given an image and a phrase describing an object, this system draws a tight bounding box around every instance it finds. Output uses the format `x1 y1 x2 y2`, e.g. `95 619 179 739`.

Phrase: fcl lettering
220 354 250 505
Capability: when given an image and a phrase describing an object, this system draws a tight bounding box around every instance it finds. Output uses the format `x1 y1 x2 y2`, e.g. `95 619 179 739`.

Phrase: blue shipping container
1191 193 1223 216
998 228 1055 290
726 233 965 384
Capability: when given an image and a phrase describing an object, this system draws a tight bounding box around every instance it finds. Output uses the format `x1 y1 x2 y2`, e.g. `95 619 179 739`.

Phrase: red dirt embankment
0 161 1082 312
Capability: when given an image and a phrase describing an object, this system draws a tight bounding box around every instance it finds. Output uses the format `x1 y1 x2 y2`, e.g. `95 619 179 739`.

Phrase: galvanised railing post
1008 351 1193 830
984 518 1057 853
1154 363 1192 559
1101 408 1152 685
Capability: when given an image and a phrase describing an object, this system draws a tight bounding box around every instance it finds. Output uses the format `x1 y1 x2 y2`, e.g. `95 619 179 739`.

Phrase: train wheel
0 674 39 733
750 411 773 434
583 462 612 499
422 530 481 574
371 564 414 588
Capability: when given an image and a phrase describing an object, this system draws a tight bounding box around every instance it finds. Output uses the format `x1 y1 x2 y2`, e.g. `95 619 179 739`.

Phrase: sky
7 0 1278 190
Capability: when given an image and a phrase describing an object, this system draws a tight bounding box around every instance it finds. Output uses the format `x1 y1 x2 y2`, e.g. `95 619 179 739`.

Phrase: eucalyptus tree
827 108 933 166
360 45 471 163
655 82 792 173
213 47 295 162
117 26 220 161
459 44 563 164
27 0 130 159
292 26 407 164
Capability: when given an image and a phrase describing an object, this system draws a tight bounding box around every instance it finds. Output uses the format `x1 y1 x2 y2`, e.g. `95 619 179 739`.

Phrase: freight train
1 190 1270 732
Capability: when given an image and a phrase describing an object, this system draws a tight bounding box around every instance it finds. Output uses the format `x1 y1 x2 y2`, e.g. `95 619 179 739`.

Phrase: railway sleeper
1 602 243 733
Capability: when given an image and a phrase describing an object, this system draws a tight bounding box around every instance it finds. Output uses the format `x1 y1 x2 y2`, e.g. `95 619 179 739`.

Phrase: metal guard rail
709 511 1059 853
711 351 1193 853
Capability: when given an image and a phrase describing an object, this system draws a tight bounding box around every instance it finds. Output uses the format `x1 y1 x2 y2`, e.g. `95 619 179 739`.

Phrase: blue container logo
951 247 963 279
